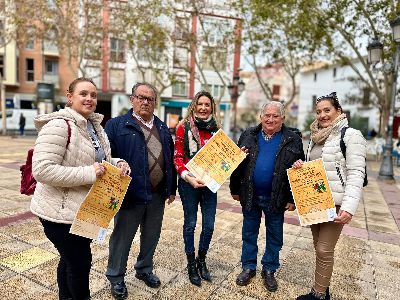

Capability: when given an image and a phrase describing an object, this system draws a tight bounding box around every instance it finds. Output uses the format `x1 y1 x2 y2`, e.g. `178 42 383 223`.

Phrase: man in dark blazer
105 82 177 299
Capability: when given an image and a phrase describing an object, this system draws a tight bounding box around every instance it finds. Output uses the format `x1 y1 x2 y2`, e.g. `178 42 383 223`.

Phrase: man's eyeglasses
132 94 156 103
261 114 281 120
316 92 338 103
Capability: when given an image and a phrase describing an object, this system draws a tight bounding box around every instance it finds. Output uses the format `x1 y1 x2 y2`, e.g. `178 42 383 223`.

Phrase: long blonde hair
183 90 221 126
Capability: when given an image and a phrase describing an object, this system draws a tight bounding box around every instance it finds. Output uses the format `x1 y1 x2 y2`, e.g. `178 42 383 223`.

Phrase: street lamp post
228 74 245 142
0 74 6 135
368 15 400 181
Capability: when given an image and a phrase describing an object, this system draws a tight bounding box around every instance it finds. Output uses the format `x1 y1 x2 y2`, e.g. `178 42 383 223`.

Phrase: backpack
340 127 368 187
20 120 71 195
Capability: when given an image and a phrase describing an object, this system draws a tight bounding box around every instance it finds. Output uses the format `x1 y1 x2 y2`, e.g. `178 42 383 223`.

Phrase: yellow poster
70 161 131 241
186 129 247 193
287 159 336 226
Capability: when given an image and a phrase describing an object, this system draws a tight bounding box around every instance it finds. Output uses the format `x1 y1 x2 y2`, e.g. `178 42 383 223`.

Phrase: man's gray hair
260 101 285 117
131 82 158 100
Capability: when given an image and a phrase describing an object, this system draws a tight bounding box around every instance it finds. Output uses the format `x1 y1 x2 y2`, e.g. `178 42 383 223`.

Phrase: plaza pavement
0 135 399 300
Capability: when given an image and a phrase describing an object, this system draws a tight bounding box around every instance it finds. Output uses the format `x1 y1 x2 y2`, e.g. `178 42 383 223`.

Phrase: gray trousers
106 192 165 283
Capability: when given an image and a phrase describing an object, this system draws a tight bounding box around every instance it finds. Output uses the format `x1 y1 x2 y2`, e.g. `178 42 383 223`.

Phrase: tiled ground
0 136 399 299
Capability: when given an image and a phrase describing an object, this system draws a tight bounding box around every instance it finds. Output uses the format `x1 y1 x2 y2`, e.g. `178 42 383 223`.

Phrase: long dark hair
315 92 342 113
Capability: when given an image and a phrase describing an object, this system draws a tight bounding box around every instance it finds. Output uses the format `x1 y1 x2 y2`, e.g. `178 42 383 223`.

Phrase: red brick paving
378 181 400 231
0 162 21 171
0 211 35 228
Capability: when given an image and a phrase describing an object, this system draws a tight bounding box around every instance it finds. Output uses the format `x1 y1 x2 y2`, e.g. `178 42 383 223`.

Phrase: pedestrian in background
174 90 221 286
374 134 385 161
395 139 400 166
292 92 366 300
105 82 177 299
30 77 130 300
230 101 304 292
19 113 26 136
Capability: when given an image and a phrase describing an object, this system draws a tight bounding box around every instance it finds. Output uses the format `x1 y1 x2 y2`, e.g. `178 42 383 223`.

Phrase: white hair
260 101 285 117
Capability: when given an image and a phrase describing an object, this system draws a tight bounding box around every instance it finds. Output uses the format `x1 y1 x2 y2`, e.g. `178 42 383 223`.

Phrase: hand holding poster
185 129 247 193
287 159 336 226
70 161 131 241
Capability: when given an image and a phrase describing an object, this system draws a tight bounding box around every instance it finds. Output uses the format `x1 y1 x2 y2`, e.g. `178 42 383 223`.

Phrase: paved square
0 247 57 273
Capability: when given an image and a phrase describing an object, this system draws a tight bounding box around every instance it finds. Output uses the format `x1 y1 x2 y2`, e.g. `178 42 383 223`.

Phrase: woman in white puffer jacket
293 92 366 300
31 77 130 300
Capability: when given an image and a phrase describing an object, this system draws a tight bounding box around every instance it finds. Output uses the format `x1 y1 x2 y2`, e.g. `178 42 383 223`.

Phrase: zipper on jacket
61 188 68 209
336 164 345 186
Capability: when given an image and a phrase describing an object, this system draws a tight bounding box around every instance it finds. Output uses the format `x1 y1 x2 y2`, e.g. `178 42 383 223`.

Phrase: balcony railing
43 74 59 89
43 41 59 56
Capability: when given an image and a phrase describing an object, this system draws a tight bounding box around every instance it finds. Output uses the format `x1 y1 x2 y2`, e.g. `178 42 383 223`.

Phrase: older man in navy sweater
230 102 304 292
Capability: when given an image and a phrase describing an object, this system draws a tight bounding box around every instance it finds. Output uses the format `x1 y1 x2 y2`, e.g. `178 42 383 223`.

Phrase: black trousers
106 192 165 283
40 218 92 300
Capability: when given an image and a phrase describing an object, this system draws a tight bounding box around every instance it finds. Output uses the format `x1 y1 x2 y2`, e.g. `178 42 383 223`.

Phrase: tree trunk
381 106 389 137
381 81 393 138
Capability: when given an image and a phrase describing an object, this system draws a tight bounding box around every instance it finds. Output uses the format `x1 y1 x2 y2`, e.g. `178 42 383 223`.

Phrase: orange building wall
58 53 77 96
17 41 43 95
12 40 76 99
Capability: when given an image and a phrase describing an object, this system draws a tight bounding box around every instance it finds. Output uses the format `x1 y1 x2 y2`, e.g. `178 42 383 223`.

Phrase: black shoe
110 281 128 299
135 272 161 288
236 269 256 286
296 293 317 300
197 251 211 282
187 253 201 286
297 287 330 300
262 270 278 292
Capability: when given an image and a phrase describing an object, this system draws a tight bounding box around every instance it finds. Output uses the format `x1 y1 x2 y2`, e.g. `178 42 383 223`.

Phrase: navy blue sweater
230 124 305 212
105 109 177 209
253 131 282 197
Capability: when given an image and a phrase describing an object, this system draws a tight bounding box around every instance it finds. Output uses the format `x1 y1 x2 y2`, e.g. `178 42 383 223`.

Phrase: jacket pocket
116 132 136 156
286 147 301 156
283 148 301 167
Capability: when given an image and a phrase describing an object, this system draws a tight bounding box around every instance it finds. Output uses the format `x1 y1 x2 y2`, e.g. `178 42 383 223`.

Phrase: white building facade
298 60 380 134
241 65 300 128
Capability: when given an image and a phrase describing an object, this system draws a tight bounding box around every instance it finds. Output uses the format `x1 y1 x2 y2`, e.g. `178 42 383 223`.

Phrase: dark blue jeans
241 196 284 272
178 178 217 254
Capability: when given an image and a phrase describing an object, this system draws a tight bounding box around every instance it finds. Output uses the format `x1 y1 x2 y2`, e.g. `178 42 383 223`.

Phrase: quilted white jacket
30 108 120 224
306 119 366 215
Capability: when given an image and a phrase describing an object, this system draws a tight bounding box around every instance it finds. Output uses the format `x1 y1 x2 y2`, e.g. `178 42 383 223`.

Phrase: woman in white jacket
292 92 366 300
31 77 130 300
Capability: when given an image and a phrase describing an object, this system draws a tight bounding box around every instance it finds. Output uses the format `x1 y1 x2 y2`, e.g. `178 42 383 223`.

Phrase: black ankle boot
326 287 330 300
196 250 211 282
296 287 329 300
186 253 201 286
